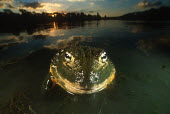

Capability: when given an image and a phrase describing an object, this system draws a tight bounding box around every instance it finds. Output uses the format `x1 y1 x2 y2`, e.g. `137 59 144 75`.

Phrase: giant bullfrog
45 46 116 94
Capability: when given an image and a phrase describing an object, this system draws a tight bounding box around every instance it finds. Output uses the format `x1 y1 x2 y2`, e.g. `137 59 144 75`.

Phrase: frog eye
65 52 72 61
101 52 107 62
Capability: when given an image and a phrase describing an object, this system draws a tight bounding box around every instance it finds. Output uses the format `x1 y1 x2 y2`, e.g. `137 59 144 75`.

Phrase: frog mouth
50 66 115 94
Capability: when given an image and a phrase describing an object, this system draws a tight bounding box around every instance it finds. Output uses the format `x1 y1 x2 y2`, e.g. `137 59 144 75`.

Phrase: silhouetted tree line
0 9 101 26
103 6 170 20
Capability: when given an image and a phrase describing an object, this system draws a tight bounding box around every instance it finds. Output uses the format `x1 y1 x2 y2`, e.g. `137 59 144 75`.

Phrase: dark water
0 20 170 114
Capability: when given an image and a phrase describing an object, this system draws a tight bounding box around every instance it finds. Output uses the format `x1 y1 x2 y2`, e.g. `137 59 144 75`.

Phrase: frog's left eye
65 52 72 61
101 52 107 62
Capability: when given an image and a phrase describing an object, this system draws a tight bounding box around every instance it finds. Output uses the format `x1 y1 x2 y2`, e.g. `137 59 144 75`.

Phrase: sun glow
51 14 57 17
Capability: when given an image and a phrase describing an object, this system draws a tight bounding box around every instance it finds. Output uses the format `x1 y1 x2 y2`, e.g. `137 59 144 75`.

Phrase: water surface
0 20 170 114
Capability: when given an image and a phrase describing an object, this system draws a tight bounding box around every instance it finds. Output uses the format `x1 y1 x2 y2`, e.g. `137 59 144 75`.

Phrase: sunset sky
0 0 170 16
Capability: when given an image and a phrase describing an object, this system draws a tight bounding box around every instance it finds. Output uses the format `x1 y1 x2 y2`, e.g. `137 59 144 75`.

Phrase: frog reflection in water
45 46 116 94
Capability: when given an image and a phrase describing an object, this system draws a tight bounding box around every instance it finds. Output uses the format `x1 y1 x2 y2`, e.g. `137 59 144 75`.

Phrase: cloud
40 3 63 13
21 1 44 9
0 0 13 3
136 1 162 9
66 0 104 1
0 0 14 8
78 9 96 13
88 10 95 13
0 0 15 9
41 3 62 8
0 1 42 9
0 3 5 8
7 4 14 8
90 2 94 6
19 2 63 12
0 0 19 9
67 0 86 1
0 0 64 13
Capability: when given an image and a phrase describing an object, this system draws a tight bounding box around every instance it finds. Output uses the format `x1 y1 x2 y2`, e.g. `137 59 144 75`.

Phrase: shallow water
0 20 170 114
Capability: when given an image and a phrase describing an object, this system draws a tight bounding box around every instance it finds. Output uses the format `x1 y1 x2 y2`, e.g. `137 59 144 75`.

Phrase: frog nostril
90 76 99 83
94 77 99 82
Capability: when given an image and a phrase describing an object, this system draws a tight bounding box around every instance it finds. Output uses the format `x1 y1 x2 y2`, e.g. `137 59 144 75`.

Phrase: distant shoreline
0 6 170 27
104 6 170 21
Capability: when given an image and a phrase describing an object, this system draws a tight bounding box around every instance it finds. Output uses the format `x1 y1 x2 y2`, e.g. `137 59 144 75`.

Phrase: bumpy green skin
49 46 115 94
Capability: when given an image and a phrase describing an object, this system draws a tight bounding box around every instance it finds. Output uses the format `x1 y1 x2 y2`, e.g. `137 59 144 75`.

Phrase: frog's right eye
65 52 72 61
100 52 107 63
